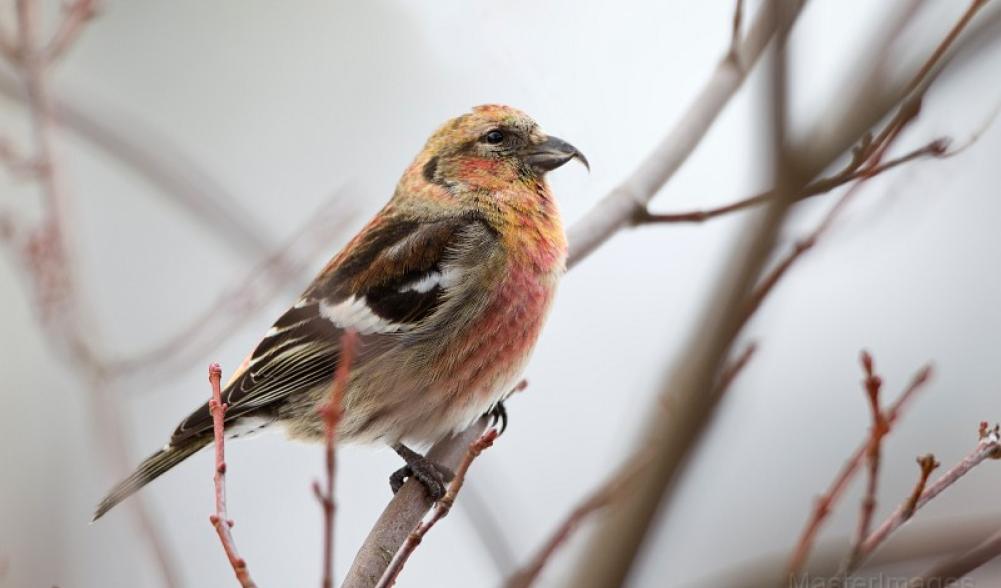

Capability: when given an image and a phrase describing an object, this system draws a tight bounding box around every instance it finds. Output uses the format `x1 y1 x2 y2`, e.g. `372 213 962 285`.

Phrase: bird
93 104 587 521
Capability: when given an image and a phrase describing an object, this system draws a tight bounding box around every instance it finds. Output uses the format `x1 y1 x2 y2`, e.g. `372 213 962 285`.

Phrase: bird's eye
483 130 505 144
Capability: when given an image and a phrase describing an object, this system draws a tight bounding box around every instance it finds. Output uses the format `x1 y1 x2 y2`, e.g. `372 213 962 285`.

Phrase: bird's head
415 104 587 194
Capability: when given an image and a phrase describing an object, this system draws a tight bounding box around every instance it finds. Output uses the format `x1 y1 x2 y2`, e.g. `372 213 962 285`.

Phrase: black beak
524 135 589 173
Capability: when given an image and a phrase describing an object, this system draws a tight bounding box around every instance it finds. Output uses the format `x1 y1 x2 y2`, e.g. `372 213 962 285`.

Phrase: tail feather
92 436 211 522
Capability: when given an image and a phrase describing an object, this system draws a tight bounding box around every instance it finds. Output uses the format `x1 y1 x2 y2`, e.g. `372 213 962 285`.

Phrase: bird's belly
339 267 559 445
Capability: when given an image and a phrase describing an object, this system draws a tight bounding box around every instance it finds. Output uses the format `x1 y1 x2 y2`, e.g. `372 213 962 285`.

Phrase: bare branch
0 134 44 179
207 364 257 588
45 0 98 63
636 139 948 225
565 0 783 268
845 351 890 572
374 428 500 588
910 522 1001 587
315 331 358 588
903 454 940 519
342 418 489 588
844 424 1001 575
505 343 756 588
786 363 932 577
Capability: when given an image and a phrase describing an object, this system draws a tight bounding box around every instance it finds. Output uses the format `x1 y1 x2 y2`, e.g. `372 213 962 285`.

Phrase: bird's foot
390 444 455 500
485 400 508 435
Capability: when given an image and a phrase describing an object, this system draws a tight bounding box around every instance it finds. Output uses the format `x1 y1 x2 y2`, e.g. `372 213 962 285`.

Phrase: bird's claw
486 401 508 435
389 445 455 501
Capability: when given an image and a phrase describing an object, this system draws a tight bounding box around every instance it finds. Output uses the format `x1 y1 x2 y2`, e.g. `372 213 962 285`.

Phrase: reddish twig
0 135 43 179
637 140 947 225
846 351 890 570
313 331 358 588
375 428 500 588
845 423 1001 574
505 454 649 588
506 341 757 588
44 0 98 63
207 363 257 588
786 362 933 577
903 454 940 519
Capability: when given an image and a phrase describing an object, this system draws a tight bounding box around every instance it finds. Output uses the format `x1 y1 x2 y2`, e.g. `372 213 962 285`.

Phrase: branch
341 418 489 588
207 364 257 588
314 331 358 588
373 427 500 588
45 0 98 63
844 423 1001 575
0 134 44 179
564 0 782 268
786 363 933 577
505 342 756 588
105 191 356 384
845 351 890 571
636 139 947 225
910 520 1001 587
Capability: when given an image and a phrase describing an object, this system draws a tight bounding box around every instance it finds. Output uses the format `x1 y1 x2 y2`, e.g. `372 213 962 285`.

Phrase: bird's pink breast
436 264 559 415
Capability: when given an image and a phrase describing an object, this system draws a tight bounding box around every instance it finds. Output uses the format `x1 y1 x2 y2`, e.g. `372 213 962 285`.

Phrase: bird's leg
389 443 455 500
485 400 508 435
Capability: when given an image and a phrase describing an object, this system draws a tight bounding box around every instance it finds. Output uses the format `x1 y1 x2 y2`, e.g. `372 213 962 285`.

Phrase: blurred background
2 1 1001 586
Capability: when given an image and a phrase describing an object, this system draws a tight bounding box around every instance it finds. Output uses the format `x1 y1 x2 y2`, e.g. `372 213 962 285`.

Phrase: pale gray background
2 1 1000 587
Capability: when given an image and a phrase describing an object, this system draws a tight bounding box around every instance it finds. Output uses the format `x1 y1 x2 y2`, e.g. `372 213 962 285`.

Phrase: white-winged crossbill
94 104 586 520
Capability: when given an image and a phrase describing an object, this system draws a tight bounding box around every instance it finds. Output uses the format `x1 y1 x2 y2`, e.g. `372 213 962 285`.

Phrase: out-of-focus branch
505 343 756 588
786 363 933 577
314 331 358 588
564 0 785 268
106 191 356 384
635 139 947 225
207 364 257 588
843 424 1001 575
0 135 43 179
0 69 280 261
373 428 499 588
910 523 1001 587
846 352 890 572
45 0 97 62
1 2 181 585
692 515 1001 587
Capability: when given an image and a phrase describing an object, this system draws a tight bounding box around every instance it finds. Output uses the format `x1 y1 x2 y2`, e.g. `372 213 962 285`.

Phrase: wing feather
169 213 497 445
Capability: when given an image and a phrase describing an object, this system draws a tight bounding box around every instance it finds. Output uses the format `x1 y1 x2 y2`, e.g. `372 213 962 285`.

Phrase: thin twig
44 0 97 63
636 140 947 225
845 424 1001 574
505 341 757 588
1 1 180 584
903 455 940 519
374 428 500 588
846 351 890 571
785 363 933 577
207 364 257 588
314 331 358 588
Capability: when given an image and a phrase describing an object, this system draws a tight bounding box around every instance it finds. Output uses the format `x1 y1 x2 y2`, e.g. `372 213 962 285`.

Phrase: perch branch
207 364 257 588
374 427 500 588
314 331 358 588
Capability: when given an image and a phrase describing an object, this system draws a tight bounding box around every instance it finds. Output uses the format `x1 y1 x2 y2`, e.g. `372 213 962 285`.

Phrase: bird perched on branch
94 104 587 520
